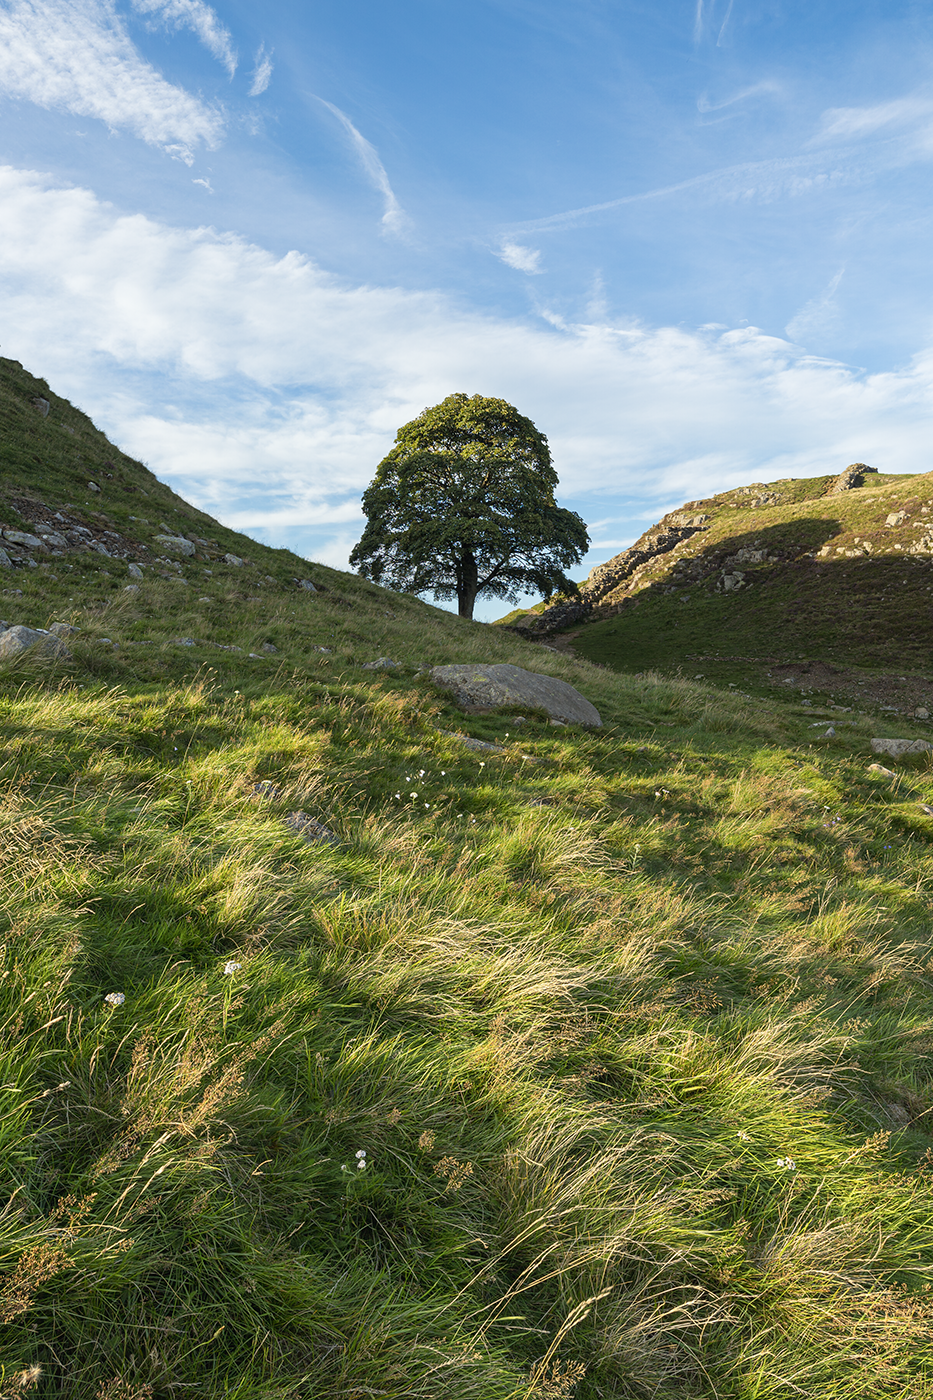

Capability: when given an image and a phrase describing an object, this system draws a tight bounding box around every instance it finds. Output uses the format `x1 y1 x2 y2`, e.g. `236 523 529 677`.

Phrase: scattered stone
171 637 198 647
3 530 45 550
362 657 401 671
251 781 283 800
48 622 80 637
312 646 333 654
88 481 100 492
0 625 71 661
33 397 50 417
871 737 933 758
886 511 908 528
916 707 930 719
124 585 140 594
868 763 896 777
824 726 836 737
284 811 340 846
549 719 568 727
127 563 144 580
224 553 245 567
920 804 933 817
261 642 278 654
198 596 211 603
298 579 317 592
0 549 11 570
431 662 601 727
154 534 196 557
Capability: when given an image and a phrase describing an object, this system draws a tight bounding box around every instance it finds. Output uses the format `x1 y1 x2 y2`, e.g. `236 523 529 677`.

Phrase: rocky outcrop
517 521 707 634
431 663 601 727
827 463 878 494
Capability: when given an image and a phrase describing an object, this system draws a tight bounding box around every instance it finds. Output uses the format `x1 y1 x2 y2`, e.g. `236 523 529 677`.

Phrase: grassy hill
5 357 933 1398
503 467 933 703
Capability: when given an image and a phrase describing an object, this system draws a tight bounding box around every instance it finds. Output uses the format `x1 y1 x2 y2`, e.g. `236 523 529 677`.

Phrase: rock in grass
128 563 144 580
224 553 245 567
3 530 45 550
48 622 80 637
431 662 601 727
0 625 71 660
868 763 896 777
154 534 196 557
284 811 340 846
362 657 401 671
871 737 933 758
0 549 11 569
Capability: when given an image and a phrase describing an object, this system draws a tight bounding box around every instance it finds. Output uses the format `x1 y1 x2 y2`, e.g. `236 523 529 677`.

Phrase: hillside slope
6 360 933 1398
505 463 933 695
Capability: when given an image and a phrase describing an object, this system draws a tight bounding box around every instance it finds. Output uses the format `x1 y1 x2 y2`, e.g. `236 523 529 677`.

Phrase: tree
349 393 589 620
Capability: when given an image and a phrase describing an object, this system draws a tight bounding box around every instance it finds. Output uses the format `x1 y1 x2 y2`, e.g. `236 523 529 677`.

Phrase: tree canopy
349 393 589 619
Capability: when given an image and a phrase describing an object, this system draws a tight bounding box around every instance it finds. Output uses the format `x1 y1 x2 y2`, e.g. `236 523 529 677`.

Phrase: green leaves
350 393 589 617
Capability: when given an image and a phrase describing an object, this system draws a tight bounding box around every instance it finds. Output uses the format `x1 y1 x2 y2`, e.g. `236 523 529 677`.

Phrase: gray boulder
48 622 80 637
3 530 45 550
0 549 11 569
0 625 71 661
128 563 144 580
871 737 933 758
33 397 50 417
431 662 601 727
298 578 317 592
154 534 196 557
224 553 245 567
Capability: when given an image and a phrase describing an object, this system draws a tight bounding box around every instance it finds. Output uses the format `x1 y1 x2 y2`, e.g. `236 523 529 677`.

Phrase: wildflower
103 992 125 1007
411 791 418 798
419 769 425 777
356 1149 368 1171
340 1163 349 1173
425 803 430 809
223 961 242 976
737 1130 750 1141
479 761 485 768
355 1149 366 1158
441 770 446 775
776 1156 796 1172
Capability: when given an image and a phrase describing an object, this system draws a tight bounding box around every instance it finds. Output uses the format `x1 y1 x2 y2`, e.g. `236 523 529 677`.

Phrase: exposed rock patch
432 663 601 727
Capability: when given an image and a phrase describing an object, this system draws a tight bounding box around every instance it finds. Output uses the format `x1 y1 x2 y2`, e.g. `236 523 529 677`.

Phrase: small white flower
776 1156 796 1172
419 770 425 777
357 1159 367 1170
355 1149 366 1159
104 992 125 1006
223 961 242 976
441 770 446 776
479 761 485 768
425 803 430 808
411 791 418 798
737 1131 750 1141
341 1163 349 1173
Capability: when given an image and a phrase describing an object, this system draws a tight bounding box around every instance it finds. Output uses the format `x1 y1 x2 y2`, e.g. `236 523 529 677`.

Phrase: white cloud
248 43 273 97
316 98 410 236
130 0 236 77
0 0 223 155
812 96 933 144
497 241 542 274
697 81 781 114
192 175 213 192
785 267 845 344
2 166 933 571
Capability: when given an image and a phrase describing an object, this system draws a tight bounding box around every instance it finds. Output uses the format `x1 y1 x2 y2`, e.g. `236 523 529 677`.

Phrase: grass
5 359 933 1396
502 467 933 679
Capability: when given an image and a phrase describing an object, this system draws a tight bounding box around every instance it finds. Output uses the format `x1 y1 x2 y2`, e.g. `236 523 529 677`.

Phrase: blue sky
2 1 933 618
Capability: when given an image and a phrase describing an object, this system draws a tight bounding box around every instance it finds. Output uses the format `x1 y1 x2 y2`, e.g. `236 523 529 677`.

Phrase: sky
2 1 933 619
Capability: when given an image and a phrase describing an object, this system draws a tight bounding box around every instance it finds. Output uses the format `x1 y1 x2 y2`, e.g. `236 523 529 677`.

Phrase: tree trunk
457 549 479 619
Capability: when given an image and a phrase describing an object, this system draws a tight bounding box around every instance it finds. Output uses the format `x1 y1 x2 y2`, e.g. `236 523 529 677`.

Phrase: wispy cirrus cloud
786 266 845 344
130 0 237 77
811 95 933 144
0 0 224 156
503 151 860 236
316 98 410 236
248 43 273 97
497 241 542 273
697 80 781 114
